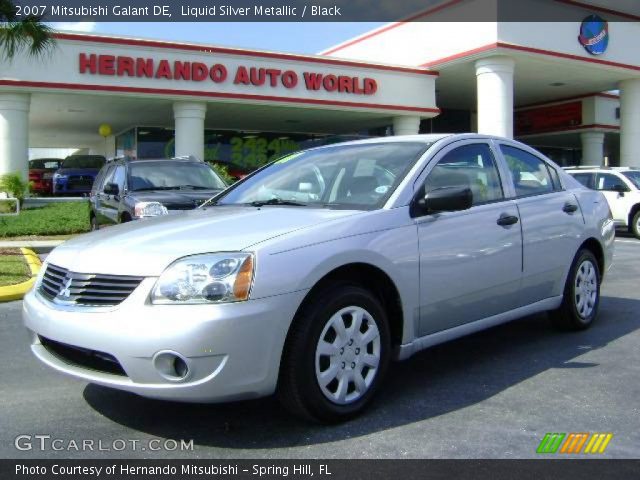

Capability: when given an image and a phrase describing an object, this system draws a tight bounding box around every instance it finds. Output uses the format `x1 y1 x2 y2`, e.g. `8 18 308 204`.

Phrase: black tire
279 283 391 423
90 215 98 231
120 213 132 223
550 249 600 331
631 210 640 240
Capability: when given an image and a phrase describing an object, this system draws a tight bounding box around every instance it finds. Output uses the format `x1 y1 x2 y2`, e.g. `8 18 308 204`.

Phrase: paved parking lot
1 236 639 459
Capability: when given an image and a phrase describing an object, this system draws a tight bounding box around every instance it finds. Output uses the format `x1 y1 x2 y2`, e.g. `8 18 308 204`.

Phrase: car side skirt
395 296 563 361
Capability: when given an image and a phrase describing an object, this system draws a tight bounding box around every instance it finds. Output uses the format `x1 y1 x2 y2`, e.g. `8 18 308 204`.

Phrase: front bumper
23 280 307 403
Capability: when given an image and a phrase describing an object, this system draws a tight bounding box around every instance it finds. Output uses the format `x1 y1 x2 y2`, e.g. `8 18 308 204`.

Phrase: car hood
47 206 362 276
56 168 101 176
127 189 222 208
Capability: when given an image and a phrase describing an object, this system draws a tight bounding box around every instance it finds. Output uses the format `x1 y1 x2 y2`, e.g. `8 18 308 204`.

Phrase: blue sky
50 22 384 54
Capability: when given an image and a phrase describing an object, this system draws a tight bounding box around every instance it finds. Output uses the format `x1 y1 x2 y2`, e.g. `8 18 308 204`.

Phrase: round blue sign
578 14 609 55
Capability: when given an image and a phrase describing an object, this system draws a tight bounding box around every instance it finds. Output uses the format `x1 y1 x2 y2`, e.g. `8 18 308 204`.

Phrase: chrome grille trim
38 263 144 306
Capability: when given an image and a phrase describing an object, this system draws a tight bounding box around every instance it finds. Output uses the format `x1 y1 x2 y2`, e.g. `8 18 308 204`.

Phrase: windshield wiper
250 198 307 207
177 185 215 190
131 186 175 192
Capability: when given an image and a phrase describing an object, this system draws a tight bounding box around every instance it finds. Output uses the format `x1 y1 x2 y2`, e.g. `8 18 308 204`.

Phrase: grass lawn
0 248 30 286
0 202 91 238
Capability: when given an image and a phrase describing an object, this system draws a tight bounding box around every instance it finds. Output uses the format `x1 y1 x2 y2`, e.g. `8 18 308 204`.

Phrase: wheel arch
628 203 640 231
579 237 605 276
288 262 405 349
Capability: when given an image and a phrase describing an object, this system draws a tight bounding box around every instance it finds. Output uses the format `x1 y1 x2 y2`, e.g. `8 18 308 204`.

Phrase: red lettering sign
77 53 378 96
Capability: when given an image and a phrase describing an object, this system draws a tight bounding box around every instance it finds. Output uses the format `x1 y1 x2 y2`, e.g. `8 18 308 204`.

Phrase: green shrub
0 172 30 205
0 201 90 238
208 162 236 185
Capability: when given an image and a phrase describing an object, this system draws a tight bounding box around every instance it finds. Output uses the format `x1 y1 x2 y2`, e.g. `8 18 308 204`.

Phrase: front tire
550 249 600 331
90 215 99 231
279 284 390 423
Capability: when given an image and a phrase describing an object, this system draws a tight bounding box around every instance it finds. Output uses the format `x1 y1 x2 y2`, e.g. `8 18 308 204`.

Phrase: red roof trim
517 92 619 110
0 79 441 115
420 42 640 71
321 0 465 55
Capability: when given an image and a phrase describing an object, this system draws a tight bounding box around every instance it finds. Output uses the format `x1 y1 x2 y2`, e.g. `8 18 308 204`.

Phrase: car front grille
39 263 144 306
67 175 93 189
39 336 127 376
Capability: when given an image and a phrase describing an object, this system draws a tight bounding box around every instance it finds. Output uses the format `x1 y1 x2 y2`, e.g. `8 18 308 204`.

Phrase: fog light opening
173 356 189 379
153 351 191 382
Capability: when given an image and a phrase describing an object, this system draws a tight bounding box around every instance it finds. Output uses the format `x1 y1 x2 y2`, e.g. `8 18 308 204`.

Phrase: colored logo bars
537 433 613 454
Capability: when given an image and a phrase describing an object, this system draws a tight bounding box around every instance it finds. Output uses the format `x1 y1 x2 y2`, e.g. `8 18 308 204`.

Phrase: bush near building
0 202 90 238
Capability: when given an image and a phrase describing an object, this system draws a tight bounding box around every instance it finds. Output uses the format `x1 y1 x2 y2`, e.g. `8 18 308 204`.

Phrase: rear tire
550 249 600 331
631 210 640 240
279 284 390 423
90 215 98 231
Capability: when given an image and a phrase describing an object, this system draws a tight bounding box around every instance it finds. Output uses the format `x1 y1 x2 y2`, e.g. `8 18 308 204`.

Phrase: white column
0 93 30 179
620 79 640 167
580 132 605 165
475 56 515 138
173 101 206 161
392 116 421 136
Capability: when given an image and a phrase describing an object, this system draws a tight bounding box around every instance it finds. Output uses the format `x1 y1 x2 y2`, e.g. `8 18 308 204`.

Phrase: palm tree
0 0 54 60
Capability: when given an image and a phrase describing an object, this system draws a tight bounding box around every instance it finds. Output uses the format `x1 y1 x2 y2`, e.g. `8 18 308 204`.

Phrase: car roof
111 156 204 164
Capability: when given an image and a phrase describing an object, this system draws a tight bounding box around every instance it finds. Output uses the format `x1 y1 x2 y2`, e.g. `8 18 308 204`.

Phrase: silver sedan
23 134 615 422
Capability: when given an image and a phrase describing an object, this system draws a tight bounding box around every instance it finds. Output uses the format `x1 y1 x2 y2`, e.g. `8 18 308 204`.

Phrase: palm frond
0 0 55 60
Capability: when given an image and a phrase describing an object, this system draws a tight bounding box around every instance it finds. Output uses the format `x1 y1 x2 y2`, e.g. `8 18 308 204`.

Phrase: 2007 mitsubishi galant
24 134 615 422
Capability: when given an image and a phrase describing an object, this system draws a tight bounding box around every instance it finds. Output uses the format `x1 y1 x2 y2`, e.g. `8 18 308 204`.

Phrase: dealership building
1 0 640 179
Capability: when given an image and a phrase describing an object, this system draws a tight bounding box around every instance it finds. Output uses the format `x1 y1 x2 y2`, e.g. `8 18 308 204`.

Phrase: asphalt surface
1 235 639 459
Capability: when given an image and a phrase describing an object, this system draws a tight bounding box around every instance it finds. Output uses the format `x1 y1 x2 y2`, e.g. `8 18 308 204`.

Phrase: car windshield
29 159 61 169
62 156 106 169
214 142 429 209
128 161 227 191
622 171 640 189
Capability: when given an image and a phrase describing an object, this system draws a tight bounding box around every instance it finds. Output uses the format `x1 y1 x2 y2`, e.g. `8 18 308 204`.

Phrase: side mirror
611 184 628 195
103 182 119 196
412 186 473 217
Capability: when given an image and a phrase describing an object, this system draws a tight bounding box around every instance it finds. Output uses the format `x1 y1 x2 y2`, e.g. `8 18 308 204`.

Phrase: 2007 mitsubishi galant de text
24 134 615 422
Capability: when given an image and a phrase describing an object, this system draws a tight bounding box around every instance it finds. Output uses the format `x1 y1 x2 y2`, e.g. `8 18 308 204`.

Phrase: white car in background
565 167 640 239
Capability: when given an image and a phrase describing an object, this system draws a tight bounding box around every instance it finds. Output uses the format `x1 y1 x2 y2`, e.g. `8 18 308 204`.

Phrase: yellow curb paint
0 248 42 302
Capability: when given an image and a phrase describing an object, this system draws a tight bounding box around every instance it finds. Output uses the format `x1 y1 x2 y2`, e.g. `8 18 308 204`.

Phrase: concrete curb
0 248 42 302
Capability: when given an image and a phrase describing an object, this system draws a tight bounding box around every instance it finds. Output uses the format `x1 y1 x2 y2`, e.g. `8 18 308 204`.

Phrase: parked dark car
89 157 228 229
53 155 107 196
28 158 62 195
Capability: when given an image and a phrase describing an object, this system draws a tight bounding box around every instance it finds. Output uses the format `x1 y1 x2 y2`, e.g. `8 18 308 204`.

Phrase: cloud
49 22 97 33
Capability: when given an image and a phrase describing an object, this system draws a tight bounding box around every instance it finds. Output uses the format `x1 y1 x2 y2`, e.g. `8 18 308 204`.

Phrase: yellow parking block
0 248 41 302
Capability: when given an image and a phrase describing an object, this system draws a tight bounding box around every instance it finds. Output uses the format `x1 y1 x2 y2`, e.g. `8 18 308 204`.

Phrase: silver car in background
23 134 615 423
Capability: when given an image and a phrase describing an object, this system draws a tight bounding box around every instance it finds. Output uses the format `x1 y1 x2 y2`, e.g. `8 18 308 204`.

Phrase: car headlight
53 173 66 180
134 201 168 218
151 253 254 304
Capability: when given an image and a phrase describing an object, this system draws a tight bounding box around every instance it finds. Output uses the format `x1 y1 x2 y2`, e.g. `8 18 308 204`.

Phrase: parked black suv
89 157 228 229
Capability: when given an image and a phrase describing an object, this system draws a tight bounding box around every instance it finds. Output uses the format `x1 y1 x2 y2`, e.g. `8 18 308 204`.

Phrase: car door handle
563 203 579 214
497 214 519 226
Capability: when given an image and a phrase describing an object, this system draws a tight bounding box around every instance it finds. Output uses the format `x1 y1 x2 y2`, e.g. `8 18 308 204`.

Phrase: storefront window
115 126 371 174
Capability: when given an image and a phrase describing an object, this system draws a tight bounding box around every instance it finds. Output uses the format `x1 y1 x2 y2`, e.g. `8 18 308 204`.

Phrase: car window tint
501 145 554 197
570 173 594 189
423 143 503 206
622 171 640 189
112 166 126 190
596 173 627 191
101 166 116 191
